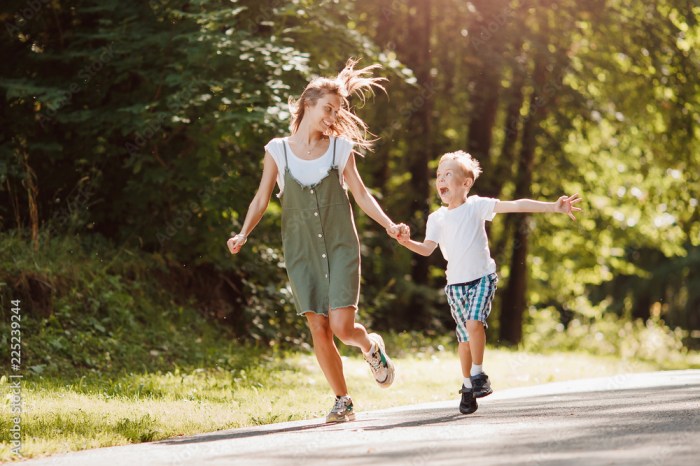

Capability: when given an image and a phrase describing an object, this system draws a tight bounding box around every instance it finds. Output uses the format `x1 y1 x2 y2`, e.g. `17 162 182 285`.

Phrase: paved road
21 370 700 465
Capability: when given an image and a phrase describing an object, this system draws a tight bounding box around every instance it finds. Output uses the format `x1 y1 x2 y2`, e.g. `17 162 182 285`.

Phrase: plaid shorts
445 273 498 343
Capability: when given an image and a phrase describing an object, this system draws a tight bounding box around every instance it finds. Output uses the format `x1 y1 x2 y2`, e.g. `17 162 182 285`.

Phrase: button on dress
280 138 361 315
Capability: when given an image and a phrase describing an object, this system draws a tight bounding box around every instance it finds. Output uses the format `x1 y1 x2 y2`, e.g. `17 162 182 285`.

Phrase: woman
228 59 402 423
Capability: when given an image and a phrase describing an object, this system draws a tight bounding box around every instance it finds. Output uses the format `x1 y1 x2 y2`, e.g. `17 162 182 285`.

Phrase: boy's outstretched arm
396 225 438 256
494 193 582 221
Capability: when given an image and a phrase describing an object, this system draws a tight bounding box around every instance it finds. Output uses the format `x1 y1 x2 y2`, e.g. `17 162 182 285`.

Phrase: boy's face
436 159 473 206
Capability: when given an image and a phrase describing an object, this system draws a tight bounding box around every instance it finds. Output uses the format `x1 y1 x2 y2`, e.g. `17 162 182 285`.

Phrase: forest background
1 0 699 379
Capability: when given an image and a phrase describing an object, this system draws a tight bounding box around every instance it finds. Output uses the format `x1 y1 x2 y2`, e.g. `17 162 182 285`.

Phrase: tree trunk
21 148 40 251
632 288 652 320
499 44 550 346
687 252 700 330
406 0 433 286
488 43 527 268
487 38 526 199
465 0 510 172
369 3 393 190
6 180 20 231
466 78 499 164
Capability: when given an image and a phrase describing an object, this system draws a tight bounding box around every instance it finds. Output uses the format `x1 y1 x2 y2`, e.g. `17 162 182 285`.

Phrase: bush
0 231 250 377
523 306 688 366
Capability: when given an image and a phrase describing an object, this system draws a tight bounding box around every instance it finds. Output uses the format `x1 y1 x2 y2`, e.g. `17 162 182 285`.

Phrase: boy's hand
386 223 410 241
555 193 582 221
397 224 411 243
227 234 247 254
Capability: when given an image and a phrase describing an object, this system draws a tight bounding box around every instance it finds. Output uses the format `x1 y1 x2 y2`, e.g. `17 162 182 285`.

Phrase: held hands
227 233 247 254
386 223 401 239
397 224 410 244
386 223 411 243
554 193 583 221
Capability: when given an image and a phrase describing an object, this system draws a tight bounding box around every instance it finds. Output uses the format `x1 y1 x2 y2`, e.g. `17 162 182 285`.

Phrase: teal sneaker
363 333 395 388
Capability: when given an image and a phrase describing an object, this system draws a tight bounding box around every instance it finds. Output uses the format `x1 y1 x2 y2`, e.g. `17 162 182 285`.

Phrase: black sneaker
470 372 493 398
459 386 478 414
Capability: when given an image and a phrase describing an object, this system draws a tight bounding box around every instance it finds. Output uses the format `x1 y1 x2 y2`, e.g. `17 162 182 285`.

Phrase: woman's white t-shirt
264 136 354 196
425 195 499 285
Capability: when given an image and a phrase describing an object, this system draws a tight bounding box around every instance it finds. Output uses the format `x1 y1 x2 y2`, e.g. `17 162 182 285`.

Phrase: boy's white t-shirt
264 136 354 196
425 195 499 285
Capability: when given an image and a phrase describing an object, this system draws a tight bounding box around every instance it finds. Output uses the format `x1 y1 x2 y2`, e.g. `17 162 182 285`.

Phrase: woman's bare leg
328 306 372 353
305 312 347 396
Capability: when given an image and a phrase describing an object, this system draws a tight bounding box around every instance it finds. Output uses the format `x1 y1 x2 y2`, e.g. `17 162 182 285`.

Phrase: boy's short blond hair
438 150 482 181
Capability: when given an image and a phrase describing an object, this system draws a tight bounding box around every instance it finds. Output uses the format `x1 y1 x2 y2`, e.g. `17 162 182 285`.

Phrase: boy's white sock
364 341 377 355
470 364 483 376
463 377 472 388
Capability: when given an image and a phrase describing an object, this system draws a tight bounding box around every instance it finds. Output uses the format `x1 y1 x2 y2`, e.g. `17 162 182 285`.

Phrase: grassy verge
3 344 698 462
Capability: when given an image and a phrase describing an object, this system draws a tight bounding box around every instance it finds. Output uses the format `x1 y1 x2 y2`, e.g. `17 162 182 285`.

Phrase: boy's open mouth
439 187 449 196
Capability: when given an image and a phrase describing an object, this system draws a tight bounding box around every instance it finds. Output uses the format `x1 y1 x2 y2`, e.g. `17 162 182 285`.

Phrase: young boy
397 151 581 414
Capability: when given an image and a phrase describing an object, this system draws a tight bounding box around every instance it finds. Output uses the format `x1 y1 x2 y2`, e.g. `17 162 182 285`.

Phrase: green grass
3 345 697 462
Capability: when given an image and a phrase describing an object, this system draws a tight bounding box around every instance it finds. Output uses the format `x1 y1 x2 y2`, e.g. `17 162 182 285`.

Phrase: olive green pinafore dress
280 137 361 316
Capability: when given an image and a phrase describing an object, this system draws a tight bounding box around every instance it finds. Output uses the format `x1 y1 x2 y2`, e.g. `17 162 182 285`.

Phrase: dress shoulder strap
282 138 289 168
331 137 338 166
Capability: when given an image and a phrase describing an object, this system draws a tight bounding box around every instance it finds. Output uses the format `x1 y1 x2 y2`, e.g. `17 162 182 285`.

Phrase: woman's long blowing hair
288 58 386 151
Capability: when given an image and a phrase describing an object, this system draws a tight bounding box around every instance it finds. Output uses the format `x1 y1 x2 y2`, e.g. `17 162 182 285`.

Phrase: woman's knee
331 325 355 344
305 313 331 337
328 308 357 343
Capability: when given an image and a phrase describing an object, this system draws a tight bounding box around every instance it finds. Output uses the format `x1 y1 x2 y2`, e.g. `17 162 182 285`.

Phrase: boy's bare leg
466 320 492 397
328 307 372 353
466 320 486 366
457 340 478 414
458 342 472 378
306 312 348 396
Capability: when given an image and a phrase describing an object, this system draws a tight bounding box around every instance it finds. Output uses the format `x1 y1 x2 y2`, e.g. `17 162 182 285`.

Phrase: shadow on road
160 412 466 445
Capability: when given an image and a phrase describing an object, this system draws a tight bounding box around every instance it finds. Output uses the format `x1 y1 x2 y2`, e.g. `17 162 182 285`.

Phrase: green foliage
520 0 700 335
1 0 698 348
1 0 333 257
351 0 700 338
523 307 689 367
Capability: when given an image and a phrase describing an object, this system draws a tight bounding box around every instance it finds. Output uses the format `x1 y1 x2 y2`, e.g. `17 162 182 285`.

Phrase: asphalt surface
19 370 700 466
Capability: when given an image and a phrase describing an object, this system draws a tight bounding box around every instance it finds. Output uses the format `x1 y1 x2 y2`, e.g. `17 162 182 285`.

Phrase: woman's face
306 93 341 134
